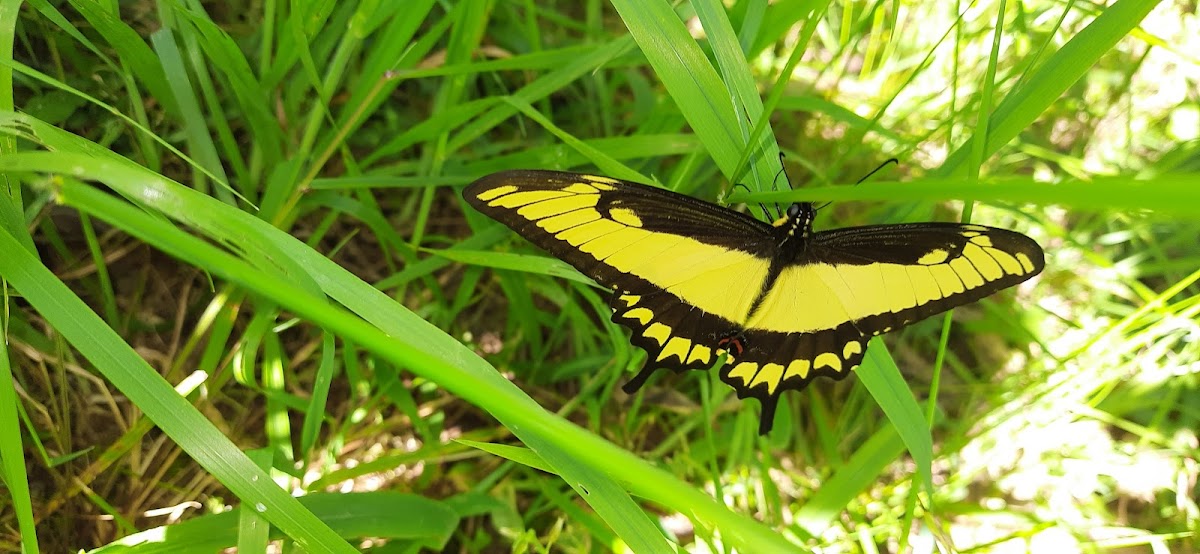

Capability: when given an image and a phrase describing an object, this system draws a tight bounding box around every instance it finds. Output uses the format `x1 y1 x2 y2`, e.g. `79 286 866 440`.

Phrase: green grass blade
608 0 777 189
857 339 933 491
92 492 459 553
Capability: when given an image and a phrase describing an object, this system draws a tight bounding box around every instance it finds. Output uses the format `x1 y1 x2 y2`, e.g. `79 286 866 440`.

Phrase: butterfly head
778 202 816 239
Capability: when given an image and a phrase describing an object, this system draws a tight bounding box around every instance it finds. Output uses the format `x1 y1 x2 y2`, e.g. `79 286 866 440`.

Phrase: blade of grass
446 36 637 155
0 1 38 551
857 340 933 491
692 0 781 190
92 492 459 553
740 177 1200 216
608 0 778 191
63 0 179 115
0 323 38 554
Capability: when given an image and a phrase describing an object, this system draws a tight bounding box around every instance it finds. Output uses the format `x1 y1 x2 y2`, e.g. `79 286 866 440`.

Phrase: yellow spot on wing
1016 253 1035 273
488 189 571 208
537 210 600 233
972 235 994 247
880 264 918 312
619 294 640 306
814 352 842 371
907 265 943 305
686 345 712 364
475 185 517 202
556 219 622 246
623 308 653 324
987 247 1023 275
563 183 599 194
750 363 785 393
643 323 671 345
918 249 949 265
848 264 886 312
517 194 597 220
657 337 692 362
784 359 811 380
843 341 863 358
964 242 1003 280
582 175 619 187
608 207 643 227
929 264 965 295
838 264 901 318
949 257 984 288
728 362 757 386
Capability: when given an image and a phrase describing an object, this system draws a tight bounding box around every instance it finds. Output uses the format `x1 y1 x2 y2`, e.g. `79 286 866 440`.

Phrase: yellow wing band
480 178 771 327
746 234 1038 334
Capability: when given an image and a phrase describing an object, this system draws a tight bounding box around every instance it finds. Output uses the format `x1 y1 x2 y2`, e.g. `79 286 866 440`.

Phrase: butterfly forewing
806 223 1045 336
465 170 776 374
717 221 1044 433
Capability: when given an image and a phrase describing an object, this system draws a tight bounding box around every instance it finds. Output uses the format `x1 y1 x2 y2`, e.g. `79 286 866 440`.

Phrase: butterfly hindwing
719 326 869 434
610 289 734 394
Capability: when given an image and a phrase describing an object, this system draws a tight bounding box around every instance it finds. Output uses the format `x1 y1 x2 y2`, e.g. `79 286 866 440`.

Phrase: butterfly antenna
858 158 899 184
733 182 774 219
762 152 792 219
777 151 795 190
815 158 899 212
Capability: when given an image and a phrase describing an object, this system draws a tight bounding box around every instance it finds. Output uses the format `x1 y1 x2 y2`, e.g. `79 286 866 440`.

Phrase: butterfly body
464 170 1044 434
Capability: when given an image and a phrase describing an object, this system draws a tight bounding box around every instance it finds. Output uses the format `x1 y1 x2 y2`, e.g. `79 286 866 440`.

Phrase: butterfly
463 170 1044 434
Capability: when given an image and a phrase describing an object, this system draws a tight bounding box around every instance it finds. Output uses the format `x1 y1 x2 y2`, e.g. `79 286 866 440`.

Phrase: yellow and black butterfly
464 170 1044 434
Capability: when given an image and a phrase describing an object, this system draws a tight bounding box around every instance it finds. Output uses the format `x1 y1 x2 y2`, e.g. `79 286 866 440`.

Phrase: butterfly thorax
748 202 818 317
770 202 817 262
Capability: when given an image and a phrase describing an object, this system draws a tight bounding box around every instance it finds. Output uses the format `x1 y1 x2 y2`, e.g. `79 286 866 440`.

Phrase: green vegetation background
1 0 1197 552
